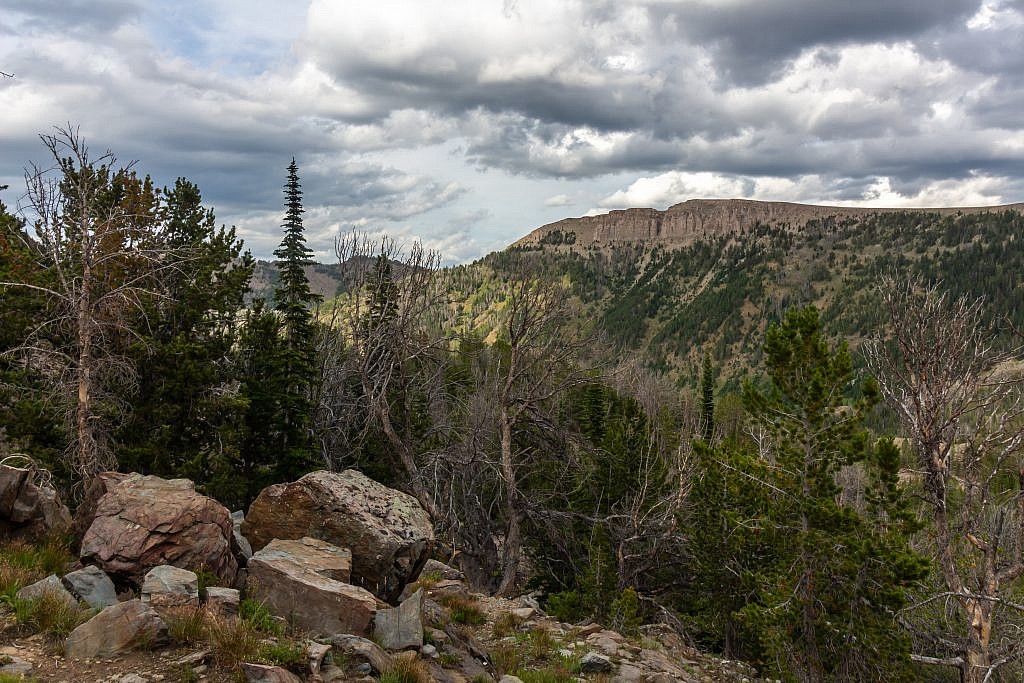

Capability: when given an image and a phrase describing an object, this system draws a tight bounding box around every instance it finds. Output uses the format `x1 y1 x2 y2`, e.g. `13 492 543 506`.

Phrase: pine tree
738 306 926 682
270 158 320 481
699 351 715 443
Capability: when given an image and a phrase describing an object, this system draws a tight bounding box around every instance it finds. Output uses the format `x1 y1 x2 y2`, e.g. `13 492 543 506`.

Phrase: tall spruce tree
270 158 320 480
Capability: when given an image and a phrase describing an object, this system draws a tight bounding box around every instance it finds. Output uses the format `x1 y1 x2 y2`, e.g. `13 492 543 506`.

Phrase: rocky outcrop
63 565 118 609
0 459 72 540
513 198 1024 250
80 474 238 584
247 537 378 637
64 599 168 659
242 470 433 601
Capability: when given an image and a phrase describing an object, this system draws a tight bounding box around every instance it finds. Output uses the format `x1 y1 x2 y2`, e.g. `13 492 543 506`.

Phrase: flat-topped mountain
513 198 1024 249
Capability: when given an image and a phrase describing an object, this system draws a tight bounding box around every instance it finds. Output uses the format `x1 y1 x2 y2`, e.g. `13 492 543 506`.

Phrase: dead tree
866 274 1024 683
0 128 170 487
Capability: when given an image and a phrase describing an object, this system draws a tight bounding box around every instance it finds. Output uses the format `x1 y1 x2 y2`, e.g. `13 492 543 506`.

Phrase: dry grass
11 588 88 639
163 607 210 645
437 593 486 626
492 610 525 638
379 654 431 683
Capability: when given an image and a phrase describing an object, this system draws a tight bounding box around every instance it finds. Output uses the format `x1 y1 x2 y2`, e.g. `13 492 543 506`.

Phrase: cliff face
512 198 1024 249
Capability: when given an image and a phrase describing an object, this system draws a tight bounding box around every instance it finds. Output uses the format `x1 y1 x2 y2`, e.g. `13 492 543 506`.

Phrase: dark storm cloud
653 0 983 85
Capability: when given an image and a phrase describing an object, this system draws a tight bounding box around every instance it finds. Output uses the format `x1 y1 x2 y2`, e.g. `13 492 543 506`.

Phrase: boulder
80 474 238 584
240 663 301 683
580 651 613 673
63 565 118 609
329 634 394 674
0 459 72 540
141 565 199 610
64 599 168 659
307 641 332 678
247 537 377 637
421 558 464 582
242 470 433 601
374 588 423 650
205 586 240 618
231 510 253 563
15 574 78 609
0 654 32 677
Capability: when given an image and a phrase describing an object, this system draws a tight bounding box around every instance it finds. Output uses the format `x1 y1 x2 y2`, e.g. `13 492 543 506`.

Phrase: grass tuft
379 655 431 683
492 610 525 638
437 593 486 626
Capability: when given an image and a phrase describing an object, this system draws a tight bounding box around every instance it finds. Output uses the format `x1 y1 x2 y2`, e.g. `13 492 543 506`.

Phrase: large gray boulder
242 469 433 601
0 459 72 540
63 565 118 609
247 537 378 637
64 599 168 659
80 474 238 585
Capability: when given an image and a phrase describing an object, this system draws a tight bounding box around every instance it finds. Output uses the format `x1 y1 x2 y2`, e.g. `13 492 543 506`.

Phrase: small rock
240 662 301 682
174 650 210 667
63 565 118 609
0 655 33 676
425 627 448 644
141 565 199 610
421 643 438 658
307 641 332 677
499 676 525 683
614 662 646 683
119 674 148 683
330 634 394 674
204 586 240 617
231 510 253 563
353 662 373 676
512 607 535 621
15 574 78 609
421 558 464 582
373 588 423 650
580 651 613 673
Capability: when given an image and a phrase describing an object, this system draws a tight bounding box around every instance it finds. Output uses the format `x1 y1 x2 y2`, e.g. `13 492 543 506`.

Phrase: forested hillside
450 208 1024 387
4 133 1024 682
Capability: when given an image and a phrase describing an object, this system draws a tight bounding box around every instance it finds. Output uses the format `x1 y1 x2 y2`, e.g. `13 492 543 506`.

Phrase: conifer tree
699 351 715 443
739 306 926 682
270 158 320 480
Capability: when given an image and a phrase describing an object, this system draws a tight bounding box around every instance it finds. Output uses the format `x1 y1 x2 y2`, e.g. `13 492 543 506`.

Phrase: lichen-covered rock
64 599 168 659
0 460 72 541
63 565 118 609
80 474 237 584
247 537 377 637
242 469 433 601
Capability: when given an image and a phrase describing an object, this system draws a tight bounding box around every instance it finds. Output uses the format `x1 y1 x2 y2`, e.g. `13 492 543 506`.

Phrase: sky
2 0 1023 263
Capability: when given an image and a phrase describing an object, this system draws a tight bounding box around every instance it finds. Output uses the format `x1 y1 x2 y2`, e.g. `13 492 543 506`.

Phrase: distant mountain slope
461 202 1024 388
513 198 1024 250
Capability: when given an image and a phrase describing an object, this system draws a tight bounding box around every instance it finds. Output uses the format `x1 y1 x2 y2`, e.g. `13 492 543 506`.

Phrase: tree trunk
76 251 95 481
496 403 522 596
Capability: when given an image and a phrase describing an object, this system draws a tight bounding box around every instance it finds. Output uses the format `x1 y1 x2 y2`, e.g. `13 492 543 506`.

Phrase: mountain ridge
512 198 1024 249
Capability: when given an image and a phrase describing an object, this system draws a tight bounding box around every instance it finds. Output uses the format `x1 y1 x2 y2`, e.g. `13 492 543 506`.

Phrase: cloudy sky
2 0 1023 262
